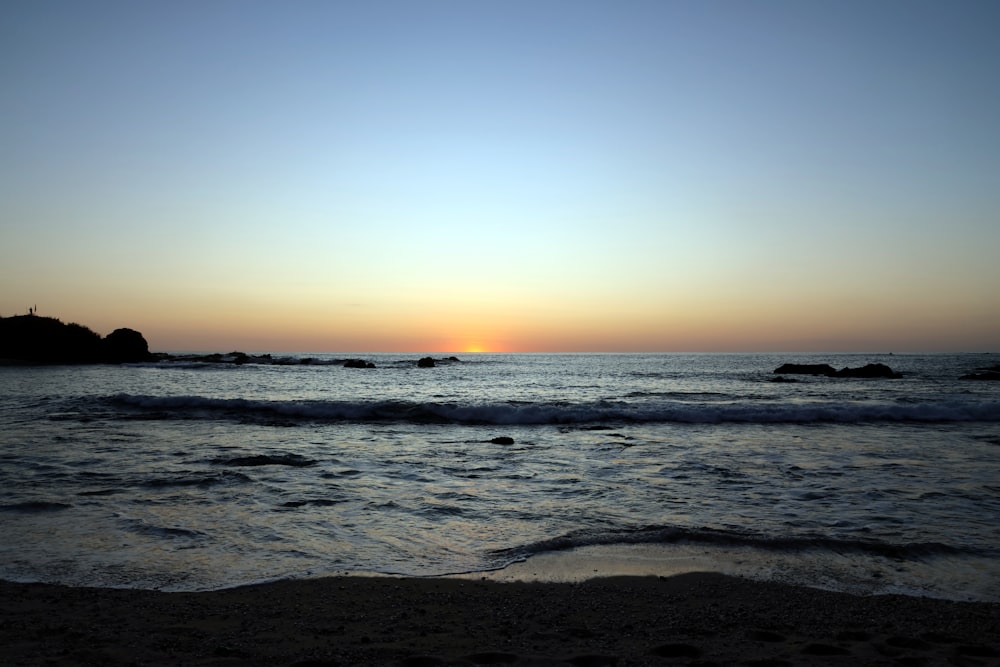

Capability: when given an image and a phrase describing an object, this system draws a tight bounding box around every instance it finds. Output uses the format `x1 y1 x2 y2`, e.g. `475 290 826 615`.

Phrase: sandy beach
2 571 998 666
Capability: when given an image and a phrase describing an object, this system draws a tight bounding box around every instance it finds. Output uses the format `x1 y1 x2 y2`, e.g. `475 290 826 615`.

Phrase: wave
102 394 1000 425
0 501 73 512
211 454 317 467
140 471 252 488
493 525 982 564
120 518 208 540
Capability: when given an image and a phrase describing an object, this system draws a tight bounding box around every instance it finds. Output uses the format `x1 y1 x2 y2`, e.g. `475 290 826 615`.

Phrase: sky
2 1 998 353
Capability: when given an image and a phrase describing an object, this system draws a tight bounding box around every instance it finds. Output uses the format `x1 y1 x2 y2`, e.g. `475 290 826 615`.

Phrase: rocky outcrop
0 315 152 364
416 356 461 368
773 362 901 379
343 359 376 369
103 328 151 363
835 363 901 378
154 351 278 365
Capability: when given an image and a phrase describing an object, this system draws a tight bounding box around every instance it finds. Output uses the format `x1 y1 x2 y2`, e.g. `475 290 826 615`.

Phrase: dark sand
2 572 998 666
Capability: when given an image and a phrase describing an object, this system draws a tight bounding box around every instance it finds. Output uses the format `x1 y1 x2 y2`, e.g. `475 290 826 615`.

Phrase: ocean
1 352 998 601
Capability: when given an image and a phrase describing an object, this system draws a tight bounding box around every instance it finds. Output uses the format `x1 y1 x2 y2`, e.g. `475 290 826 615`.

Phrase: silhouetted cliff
0 315 152 364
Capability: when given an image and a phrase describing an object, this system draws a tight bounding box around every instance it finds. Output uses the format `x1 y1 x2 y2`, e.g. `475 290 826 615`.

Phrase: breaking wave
102 394 1000 425
494 525 983 565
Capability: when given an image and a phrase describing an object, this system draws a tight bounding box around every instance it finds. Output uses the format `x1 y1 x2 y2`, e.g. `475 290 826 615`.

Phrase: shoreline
3 572 998 666
461 543 1000 604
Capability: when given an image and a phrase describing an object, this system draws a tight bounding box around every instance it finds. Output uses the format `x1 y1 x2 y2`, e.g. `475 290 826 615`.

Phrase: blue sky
2 1 998 352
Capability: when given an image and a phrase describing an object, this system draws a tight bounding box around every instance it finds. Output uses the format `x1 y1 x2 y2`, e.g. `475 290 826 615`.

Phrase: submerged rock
343 359 376 369
773 363 837 376
489 437 515 445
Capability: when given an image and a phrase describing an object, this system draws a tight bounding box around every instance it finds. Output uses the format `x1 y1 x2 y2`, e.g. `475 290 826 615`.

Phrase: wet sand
2 572 998 666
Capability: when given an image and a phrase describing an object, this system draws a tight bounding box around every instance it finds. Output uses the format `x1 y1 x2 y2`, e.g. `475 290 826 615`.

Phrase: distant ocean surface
2 353 999 601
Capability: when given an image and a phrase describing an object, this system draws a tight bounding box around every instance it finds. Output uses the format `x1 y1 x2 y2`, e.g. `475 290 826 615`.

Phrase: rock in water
773 362 901 378
102 328 152 363
835 363 901 378
773 363 837 376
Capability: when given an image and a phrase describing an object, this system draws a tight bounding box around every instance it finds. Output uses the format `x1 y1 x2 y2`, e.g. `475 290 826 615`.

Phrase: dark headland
0 314 151 364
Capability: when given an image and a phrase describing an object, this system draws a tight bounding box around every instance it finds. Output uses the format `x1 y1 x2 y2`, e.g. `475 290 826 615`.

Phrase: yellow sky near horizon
12 278 996 354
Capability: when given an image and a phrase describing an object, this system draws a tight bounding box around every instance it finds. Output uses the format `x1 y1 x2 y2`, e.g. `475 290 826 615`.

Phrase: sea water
1 353 998 600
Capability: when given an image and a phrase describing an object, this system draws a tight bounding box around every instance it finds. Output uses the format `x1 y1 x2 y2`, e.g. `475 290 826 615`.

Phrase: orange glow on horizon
461 342 498 354
24 290 1000 355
